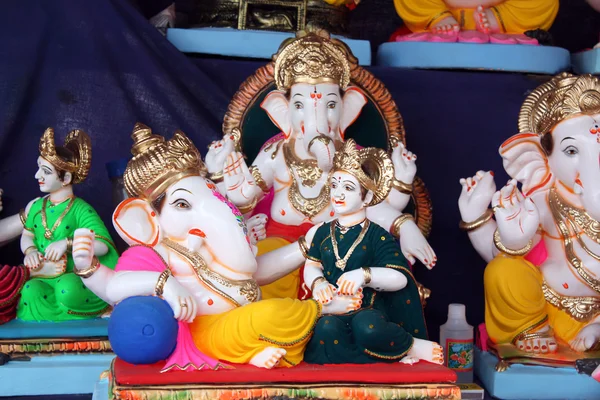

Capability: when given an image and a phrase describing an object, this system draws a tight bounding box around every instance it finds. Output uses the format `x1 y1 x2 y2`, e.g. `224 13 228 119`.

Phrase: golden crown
332 139 394 207
39 127 92 184
273 28 355 91
123 123 207 200
519 73 600 135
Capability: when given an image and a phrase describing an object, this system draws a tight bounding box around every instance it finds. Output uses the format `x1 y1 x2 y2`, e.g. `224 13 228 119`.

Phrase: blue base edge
572 48 600 75
0 318 109 339
376 42 570 74
92 376 110 400
0 354 114 396
474 347 600 399
166 27 372 66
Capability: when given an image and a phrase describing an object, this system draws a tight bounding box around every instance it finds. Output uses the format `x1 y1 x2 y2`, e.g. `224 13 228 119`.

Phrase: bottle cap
106 158 130 179
448 303 466 319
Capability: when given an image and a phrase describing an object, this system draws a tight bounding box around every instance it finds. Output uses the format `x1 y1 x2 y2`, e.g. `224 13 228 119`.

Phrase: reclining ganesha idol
73 123 351 371
458 73 600 359
0 128 118 325
205 29 436 302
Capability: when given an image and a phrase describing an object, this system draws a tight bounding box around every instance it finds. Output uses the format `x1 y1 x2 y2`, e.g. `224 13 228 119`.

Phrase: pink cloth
524 240 548 266
116 246 228 372
477 323 489 351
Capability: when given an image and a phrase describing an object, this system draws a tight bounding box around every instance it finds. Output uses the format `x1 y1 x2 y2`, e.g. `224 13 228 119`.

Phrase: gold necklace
41 197 75 240
162 238 259 304
330 219 370 271
282 138 330 218
282 138 323 188
548 188 600 293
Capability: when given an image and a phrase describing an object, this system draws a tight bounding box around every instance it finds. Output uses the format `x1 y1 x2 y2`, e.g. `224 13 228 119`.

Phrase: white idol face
288 83 343 142
157 176 257 273
549 113 600 220
35 157 64 193
330 171 365 216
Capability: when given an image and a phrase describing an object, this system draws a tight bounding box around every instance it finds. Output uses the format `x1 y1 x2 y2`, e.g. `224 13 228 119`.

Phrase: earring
62 182 67 187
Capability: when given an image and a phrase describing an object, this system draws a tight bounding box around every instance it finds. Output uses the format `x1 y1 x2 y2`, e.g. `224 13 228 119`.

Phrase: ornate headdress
273 28 355 91
519 73 600 135
332 139 394 207
39 128 92 184
123 123 207 201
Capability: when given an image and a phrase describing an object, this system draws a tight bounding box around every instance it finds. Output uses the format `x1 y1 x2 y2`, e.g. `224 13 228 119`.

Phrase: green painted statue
302 139 444 365
13 128 118 322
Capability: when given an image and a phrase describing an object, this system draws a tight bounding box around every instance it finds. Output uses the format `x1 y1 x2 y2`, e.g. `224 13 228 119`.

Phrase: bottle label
445 338 473 372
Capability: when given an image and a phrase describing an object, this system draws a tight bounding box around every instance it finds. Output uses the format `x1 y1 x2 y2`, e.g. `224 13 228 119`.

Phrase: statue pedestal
376 42 570 74
474 347 600 400
166 28 372 66
572 48 600 74
94 357 460 400
0 319 113 396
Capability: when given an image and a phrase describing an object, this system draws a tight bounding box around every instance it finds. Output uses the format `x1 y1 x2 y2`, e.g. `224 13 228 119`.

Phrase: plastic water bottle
440 303 474 383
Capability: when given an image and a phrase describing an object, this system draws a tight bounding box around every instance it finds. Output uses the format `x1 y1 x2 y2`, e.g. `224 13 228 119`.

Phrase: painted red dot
280 209 286 216
330 211 335 217
563 282 569 289
150 212 156 217
207 299 214 306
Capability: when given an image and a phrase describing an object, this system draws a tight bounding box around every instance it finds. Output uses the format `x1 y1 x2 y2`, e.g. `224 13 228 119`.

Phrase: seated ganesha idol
458 73 600 356
303 140 443 365
74 124 362 371
206 29 435 302
393 0 558 43
0 128 118 324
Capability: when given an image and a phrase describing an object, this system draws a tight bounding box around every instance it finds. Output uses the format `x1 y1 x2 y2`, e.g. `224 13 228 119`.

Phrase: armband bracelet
155 269 172 297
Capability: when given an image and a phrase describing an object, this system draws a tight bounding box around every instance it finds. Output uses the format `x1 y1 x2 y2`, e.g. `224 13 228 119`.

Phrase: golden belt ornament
162 239 259 305
542 282 600 322
548 188 600 294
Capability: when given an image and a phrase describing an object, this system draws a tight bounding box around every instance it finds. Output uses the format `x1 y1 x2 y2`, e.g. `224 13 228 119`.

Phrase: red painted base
114 358 457 386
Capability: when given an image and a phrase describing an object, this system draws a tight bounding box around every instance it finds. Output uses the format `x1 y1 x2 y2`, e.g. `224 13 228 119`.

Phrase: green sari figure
303 140 444 365
16 128 118 322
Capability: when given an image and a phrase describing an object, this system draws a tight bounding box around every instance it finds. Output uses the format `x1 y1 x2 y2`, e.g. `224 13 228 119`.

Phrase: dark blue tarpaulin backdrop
0 0 547 340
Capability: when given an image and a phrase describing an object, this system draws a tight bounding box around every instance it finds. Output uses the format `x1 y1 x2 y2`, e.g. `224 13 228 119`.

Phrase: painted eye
172 199 191 209
327 101 337 109
331 182 338 189
344 185 355 191
563 146 578 156
294 102 303 110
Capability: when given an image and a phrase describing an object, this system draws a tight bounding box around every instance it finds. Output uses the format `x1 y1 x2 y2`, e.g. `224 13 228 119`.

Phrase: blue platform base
377 42 570 74
0 354 114 396
167 28 372 66
92 376 110 400
0 318 109 338
572 48 600 75
474 347 600 399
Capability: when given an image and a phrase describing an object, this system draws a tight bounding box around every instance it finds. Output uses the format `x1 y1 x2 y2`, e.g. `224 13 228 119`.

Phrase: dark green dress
304 220 428 364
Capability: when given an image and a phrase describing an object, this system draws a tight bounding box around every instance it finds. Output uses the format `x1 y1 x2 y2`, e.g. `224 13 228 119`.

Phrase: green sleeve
371 225 409 269
74 199 119 268
24 198 43 232
306 223 328 262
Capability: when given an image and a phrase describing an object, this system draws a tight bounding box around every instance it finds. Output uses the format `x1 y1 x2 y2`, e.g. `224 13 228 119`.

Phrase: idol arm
225 143 276 209
0 214 23 246
83 269 161 305
303 260 325 291
254 242 304 286
385 188 411 212
365 267 407 292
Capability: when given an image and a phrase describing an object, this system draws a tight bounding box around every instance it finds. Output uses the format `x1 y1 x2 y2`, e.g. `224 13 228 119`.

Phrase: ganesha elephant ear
499 133 554 197
113 198 161 247
261 90 291 138
340 87 367 137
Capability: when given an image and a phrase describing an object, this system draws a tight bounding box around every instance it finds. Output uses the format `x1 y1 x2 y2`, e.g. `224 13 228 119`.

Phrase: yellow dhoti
257 237 301 300
190 298 320 367
484 254 586 345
